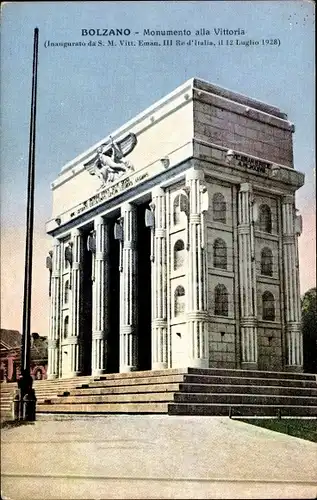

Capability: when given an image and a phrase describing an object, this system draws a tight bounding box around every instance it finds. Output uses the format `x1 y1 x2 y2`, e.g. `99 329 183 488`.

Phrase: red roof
0 329 22 352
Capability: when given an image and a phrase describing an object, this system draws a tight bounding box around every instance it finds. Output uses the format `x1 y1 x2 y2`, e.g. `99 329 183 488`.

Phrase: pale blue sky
1 1 315 332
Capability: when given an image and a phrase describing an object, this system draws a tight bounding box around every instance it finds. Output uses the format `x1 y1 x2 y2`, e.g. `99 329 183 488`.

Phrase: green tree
302 287 317 373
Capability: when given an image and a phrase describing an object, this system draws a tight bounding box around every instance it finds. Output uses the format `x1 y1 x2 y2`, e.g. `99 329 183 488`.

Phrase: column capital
239 182 252 193
186 167 205 182
94 214 105 226
53 238 61 247
71 227 82 238
151 185 165 198
121 201 135 213
282 194 294 205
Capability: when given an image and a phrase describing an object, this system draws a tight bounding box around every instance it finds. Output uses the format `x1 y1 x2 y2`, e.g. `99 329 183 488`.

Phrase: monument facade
46 78 304 379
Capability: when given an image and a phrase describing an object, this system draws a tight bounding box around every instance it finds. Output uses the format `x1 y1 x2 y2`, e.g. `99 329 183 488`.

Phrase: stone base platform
2 367 312 419
1 368 316 420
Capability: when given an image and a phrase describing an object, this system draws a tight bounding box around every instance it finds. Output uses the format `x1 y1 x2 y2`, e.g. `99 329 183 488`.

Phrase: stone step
78 374 186 388
0 393 14 399
1 376 93 386
0 378 98 411
186 367 317 381
183 374 317 388
0 396 59 408
96 368 187 380
32 384 93 391
58 383 181 397
174 392 317 406
0 412 11 422
37 402 169 413
26 389 84 396
179 383 317 397
57 382 317 399
42 392 176 405
1 390 69 399
40 391 317 407
76 374 317 390
35 376 93 382
93 367 316 381
0 379 94 394
168 403 317 417
33 382 94 390
1 398 15 406
0 391 17 398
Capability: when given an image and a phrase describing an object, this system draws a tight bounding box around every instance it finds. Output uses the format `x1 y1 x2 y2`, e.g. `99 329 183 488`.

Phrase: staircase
33 368 317 418
0 376 95 421
1 368 316 420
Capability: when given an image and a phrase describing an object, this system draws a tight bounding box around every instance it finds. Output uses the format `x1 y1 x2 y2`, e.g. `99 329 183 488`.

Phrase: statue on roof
84 133 137 189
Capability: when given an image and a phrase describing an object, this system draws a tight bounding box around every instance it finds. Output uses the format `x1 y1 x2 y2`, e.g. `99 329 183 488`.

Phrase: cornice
55 79 194 181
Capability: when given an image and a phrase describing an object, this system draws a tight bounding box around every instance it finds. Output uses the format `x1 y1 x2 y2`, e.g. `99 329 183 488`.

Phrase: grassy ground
239 418 317 443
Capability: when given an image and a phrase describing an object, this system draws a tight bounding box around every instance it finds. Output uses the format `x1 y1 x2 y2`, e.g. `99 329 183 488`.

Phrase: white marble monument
46 78 304 379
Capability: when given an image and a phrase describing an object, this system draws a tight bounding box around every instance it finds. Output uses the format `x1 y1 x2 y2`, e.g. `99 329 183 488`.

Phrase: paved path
1 415 317 499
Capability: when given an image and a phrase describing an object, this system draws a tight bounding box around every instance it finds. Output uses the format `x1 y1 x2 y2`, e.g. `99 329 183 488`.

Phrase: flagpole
18 27 39 421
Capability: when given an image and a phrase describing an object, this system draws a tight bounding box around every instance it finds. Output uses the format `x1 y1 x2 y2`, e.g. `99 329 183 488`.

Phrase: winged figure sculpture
84 133 137 189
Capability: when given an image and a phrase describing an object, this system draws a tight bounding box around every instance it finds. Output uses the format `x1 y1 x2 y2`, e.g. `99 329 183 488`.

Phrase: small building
0 329 21 381
30 333 49 380
0 329 48 381
46 78 304 379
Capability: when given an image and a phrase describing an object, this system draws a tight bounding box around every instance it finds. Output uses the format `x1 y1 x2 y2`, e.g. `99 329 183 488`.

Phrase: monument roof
60 77 288 175
191 78 287 119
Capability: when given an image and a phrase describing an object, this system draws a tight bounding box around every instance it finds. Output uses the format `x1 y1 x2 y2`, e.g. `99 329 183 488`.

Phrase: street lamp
13 28 39 421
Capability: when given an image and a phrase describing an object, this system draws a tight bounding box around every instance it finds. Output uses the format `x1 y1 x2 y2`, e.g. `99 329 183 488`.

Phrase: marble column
151 186 168 370
186 167 209 368
282 195 303 367
69 228 83 376
238 183 257 365
119 203 138 372
47 239 61 379
91 216 110 375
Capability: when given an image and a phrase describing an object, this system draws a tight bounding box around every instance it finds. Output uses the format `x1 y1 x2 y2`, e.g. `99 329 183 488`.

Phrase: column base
91 369 107 376
152 362 168 371
188 358 209 369
47 374 58 380
120 365 138 373
67 371 82 378
241 362 258 371
284 365 304 373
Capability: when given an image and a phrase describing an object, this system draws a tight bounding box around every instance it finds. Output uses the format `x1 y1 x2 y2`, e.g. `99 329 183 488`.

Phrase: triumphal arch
46 78 304 379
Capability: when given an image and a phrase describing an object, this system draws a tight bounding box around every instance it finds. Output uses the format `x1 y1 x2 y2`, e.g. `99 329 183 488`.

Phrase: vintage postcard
1 1 316 499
